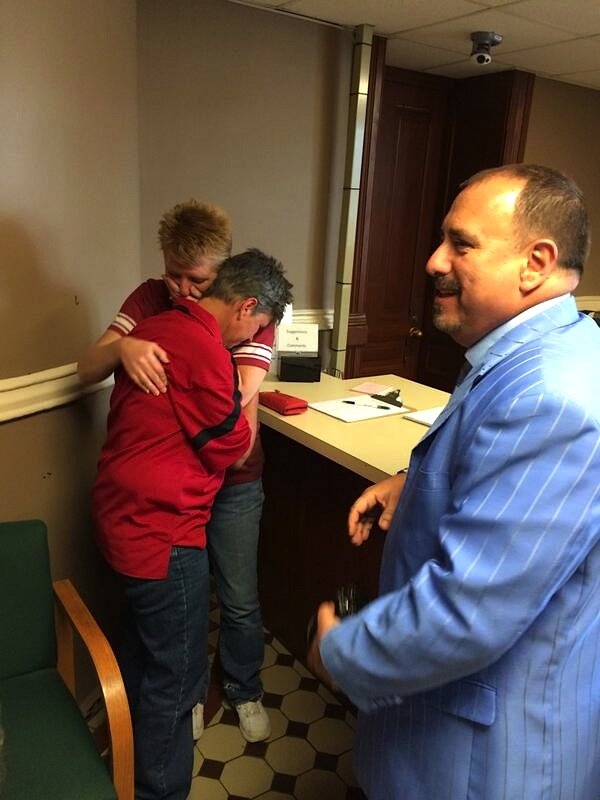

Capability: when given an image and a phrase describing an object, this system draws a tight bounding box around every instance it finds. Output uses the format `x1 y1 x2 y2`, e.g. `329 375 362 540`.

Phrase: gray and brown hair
203 248 293 324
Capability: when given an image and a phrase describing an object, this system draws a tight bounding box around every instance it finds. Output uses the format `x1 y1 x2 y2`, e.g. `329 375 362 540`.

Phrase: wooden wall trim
0 309 334 423
0 364 112 423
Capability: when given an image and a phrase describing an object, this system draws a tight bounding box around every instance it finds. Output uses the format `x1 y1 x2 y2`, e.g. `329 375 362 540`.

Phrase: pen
343 399 391 410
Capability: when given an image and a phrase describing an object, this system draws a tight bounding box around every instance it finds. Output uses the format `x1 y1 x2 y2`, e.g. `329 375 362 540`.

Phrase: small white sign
277 323 319 354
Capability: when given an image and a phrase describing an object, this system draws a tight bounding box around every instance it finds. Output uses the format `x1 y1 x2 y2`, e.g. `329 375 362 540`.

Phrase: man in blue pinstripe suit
309 164 600 799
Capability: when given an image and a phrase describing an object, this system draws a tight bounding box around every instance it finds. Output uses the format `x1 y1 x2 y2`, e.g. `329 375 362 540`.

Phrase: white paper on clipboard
309 397 411 423
403 406 446 427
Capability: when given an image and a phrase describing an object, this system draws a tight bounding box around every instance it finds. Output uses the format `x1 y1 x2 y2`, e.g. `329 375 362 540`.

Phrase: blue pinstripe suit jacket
322 297 600 799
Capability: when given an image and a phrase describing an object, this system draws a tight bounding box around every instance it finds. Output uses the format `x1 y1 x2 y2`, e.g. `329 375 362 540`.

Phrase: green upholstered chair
0 519 133 800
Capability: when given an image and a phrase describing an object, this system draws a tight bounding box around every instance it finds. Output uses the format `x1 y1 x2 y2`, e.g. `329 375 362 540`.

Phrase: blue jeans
207 479 265 704
119 546 209 800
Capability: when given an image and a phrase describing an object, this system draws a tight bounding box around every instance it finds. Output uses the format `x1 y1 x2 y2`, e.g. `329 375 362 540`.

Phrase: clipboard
309 396 412 423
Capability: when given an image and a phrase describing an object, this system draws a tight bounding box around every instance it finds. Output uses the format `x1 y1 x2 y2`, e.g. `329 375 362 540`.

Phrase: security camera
470 30 503 66
471 50 492 65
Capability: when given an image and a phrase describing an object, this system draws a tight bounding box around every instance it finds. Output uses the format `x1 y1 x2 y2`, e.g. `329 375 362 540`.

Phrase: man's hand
120 336 170 395
162 273 203 302
348 473 406 546
307 601 340 692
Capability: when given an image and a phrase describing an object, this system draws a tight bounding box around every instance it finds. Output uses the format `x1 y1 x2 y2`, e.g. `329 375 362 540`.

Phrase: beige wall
0 0 141 379
137 0 352 309
0 0 139 642
524 77 600 295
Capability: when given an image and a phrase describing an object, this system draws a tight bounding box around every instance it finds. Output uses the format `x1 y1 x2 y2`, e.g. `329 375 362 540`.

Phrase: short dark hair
203 248 293 324
464 164 590 275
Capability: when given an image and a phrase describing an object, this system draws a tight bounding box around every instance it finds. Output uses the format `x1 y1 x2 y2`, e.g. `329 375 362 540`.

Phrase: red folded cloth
259 390 308 416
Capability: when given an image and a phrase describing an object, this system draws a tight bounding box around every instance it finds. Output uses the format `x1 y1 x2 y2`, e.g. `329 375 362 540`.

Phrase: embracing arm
237 364 268 407
232 320 275 406
77 329 170 394
77 329 126 386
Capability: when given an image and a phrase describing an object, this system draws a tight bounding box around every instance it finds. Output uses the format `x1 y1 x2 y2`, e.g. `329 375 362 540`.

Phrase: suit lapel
420 297 580 443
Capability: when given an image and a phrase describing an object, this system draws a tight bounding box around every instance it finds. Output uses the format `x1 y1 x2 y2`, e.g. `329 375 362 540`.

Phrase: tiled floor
188 594 367 799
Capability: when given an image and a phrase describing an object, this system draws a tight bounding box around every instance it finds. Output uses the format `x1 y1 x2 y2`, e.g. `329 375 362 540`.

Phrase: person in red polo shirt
79 200 283 745
92 251 292 800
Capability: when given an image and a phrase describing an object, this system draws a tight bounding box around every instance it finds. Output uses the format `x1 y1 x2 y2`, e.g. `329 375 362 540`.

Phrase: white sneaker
235 699 271 742
192 702 204 740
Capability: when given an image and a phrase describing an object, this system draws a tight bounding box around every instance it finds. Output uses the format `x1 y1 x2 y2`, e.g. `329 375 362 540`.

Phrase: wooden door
417 70 534 391
345 66 450 379
347 66 534 390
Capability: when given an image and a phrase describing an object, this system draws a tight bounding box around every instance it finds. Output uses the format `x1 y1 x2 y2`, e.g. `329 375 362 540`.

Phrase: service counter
257 373 449 658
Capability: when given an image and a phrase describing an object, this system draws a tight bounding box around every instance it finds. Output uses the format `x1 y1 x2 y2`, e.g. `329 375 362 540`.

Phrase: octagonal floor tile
317 684 337 703
295 768 347 799
336 750 360 787
192 745 203 777
262 643 278 668
261 664 301 695
265 735 315 775
280 689 326 723
206 705 224 726
264 708 288 742
187 776 228 800
220 754 274 796
293 659 313 678
307 717 354 755
197 721 245 761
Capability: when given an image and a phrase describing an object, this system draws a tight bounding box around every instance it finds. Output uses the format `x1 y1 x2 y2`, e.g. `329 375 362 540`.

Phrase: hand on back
120 336 170 396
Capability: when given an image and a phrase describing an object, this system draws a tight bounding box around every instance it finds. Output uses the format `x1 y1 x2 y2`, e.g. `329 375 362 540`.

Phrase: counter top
258 373 449 483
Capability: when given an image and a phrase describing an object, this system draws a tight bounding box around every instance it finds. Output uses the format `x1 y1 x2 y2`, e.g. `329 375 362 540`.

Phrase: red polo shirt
92 299 250 579
108 278 274 485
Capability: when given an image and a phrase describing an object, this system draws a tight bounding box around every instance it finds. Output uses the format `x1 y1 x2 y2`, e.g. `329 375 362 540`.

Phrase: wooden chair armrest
53 578 133 800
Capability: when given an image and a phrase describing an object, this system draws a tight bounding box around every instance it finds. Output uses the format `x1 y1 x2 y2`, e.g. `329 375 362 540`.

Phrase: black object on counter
279 355 321 382
371 388 404 408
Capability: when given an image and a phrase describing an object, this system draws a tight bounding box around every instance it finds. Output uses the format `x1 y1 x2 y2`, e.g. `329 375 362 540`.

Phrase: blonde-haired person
78 201 279 746
79 199 232 390
157 198 232 268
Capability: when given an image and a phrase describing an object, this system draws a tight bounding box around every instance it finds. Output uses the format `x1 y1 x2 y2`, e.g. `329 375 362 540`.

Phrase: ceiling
230 0 600 91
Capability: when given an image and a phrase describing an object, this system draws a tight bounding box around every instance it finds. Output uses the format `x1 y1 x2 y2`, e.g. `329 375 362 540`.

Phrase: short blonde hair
157 199 232 266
